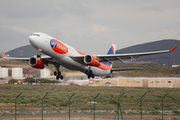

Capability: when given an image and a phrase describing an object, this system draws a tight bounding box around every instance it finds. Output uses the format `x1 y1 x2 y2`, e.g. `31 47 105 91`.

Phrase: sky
0 0 180 54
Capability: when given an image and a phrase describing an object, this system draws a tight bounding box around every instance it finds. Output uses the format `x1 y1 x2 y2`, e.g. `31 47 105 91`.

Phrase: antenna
19 48 24 57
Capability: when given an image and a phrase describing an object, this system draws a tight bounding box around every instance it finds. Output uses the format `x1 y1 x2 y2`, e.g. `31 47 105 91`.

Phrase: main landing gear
54 71 63 80
85 68 95 79
54 63 63 80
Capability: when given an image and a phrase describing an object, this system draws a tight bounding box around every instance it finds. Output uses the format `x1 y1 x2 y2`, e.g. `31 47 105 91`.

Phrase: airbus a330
2 32 177 80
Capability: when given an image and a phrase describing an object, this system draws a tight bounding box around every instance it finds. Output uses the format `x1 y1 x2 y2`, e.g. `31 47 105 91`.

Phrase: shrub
153 105 160 110
25 77 35 82
8 79 17 84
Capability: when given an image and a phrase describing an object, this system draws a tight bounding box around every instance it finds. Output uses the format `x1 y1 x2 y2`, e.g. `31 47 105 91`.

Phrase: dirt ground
1 113 180 120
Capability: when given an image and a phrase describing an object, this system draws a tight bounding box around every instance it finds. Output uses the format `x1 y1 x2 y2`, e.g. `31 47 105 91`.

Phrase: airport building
12 68 23 78
40 68 51 78
0 66 23 79
0 67 8 78
90 77 180 88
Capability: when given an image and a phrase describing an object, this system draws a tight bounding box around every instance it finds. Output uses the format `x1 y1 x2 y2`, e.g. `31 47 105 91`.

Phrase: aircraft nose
29 35 36 46
29 34 41 49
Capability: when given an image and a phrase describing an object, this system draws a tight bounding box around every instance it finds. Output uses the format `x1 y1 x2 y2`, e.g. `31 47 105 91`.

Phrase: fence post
162 93 168 120
140 92 147 120
69 93 75 120
114 92 125 120
15 92 22 120
94 93 100 120
42 92 49 120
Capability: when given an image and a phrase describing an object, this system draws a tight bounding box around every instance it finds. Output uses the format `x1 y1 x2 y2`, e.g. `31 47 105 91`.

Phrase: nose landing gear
37 53 41 58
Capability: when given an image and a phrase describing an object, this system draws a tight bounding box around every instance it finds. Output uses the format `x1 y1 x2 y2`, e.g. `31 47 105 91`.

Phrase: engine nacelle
29 57 45 69
84 55 100 67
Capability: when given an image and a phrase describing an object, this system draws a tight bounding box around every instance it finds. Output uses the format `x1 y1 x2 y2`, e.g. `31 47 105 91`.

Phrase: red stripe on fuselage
75 49 86 55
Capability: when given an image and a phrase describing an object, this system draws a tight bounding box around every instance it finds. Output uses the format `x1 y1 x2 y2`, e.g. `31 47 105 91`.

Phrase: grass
0 84 180 115
113 62 180 77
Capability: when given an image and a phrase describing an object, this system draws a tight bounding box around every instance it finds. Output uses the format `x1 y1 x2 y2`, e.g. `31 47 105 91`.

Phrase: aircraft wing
2 54 56 64
96 46 177 62
71 46 177 63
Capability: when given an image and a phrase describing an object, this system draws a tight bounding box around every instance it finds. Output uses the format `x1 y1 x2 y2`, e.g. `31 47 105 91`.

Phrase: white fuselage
29 32 111 76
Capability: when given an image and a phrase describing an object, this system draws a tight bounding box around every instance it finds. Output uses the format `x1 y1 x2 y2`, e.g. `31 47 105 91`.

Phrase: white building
40 68 51 78
12 68 23 78
0 68 8 78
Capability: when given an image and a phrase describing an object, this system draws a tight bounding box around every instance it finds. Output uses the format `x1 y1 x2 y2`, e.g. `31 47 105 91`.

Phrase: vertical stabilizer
107 44 117 55
102 44 117 66
0 53 6 58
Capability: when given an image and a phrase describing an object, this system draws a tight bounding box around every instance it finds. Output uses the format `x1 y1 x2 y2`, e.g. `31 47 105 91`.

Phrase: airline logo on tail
107 44 116 55
102 44 116 65
50 39 68 54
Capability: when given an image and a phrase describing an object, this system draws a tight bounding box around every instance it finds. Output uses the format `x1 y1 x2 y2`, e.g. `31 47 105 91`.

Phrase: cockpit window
31 34 40 37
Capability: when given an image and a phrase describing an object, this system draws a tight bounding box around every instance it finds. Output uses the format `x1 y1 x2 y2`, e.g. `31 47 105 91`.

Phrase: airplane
2 32 177 80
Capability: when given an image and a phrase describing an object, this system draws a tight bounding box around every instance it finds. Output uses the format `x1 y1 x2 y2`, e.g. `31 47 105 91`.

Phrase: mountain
116 39 180 66
4 39 180 66
5 45 38 57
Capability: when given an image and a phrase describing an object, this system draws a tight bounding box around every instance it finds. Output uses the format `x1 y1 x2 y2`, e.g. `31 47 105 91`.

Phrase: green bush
153 104 160 110
25 77 35 82
8 79 17 84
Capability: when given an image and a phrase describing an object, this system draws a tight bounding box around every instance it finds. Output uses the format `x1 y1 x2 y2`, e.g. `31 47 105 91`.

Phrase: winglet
170 46 177 52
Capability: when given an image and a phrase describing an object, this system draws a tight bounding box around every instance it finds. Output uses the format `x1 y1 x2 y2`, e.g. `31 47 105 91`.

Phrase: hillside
112 62 180 77
5 44 38 57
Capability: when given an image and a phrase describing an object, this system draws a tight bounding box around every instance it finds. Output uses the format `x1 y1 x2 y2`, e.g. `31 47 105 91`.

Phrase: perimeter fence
1 91 180 120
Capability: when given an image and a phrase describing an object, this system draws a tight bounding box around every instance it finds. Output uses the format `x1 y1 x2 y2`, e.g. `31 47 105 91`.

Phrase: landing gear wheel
60 75 63 80
58 71 61 76
56 75 59 80
92 74 95 79
55 71 63 80
54 71 57 76
53 63 63 80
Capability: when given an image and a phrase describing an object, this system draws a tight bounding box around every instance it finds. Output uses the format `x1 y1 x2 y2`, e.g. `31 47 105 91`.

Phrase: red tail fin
1 53 6 58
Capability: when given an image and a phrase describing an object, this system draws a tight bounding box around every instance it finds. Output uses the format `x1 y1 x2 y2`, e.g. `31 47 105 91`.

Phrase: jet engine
29 57 45 69
84 55 100 67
